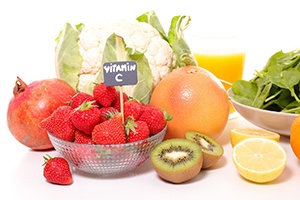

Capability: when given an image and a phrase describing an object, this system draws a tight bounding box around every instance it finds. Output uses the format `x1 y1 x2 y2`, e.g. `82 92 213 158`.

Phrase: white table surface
1 0 300 199
1 114 299 200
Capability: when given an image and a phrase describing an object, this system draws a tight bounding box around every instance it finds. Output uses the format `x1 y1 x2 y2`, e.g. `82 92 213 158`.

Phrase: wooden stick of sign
119 86 124 125
102 60 138 125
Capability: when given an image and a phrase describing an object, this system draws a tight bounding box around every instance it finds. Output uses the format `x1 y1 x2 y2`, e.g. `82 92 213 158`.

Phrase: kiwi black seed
150 138 203 184
185 131 224 169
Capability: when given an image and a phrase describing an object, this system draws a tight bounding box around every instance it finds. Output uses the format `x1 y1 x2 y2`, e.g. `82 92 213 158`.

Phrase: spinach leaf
282 100 300 113
254 82 273 108
230 80 258 106
268 65 300 102
230 49 300 113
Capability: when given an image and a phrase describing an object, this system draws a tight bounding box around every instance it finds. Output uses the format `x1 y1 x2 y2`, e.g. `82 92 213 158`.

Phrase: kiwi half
150 138 203 183
185 131 224 169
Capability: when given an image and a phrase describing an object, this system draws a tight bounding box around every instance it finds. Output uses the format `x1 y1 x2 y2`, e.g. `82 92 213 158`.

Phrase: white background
1 0 300 199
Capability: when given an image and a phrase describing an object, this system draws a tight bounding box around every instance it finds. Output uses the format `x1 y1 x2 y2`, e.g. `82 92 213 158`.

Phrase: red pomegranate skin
7 77 76 150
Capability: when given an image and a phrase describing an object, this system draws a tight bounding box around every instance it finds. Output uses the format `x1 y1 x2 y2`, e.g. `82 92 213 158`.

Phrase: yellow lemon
230 128 280 147
232 138 287 183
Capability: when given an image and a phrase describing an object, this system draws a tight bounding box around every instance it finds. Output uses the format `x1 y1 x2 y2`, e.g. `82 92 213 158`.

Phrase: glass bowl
48 126 166 177
228 88 297 136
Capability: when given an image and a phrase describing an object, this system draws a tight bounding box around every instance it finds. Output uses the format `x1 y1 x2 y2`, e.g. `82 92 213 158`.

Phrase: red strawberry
43 154 73 185
139 105 169 134
39 105 75 142
74 129 95 144
99 106 118 122
71 101 101 135
126 119 150 143
93 82 116 107
70 92 97 109
124 100 144 120
111 91 129 111
92 113 126 145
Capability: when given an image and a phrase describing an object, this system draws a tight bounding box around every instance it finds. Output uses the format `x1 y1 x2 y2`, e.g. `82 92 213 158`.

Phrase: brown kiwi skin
185 131 224 169
150 138 203 184
153 154 203 184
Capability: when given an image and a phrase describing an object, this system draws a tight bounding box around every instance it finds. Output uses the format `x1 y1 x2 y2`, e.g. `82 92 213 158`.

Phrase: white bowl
228 88 297 136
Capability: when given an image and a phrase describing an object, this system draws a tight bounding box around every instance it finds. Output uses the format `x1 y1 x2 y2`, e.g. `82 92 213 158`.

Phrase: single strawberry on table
93 82 117 107
71 101 101 135
92 113 126 145
39 105 75 142
43 154 73 185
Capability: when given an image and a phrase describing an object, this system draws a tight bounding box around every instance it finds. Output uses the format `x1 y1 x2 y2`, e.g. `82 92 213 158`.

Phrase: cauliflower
78 19 176 89
55 11 196 103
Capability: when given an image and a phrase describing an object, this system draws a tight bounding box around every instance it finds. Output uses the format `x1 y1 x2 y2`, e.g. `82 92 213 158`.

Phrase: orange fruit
150 66 230 140
290 114 300 159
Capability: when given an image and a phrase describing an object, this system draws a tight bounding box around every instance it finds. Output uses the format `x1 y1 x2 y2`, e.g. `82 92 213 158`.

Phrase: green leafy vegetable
167 15 197 67
137 12 197 68
136 11 167 41
96 33 153 104
55 23 84 90
229 49 300 114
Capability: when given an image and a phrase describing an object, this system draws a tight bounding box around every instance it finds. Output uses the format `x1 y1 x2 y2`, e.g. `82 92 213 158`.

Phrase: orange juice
194 52 245 114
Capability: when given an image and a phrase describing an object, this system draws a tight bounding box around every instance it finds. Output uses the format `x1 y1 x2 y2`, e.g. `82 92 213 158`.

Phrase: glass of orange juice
191 35 246 119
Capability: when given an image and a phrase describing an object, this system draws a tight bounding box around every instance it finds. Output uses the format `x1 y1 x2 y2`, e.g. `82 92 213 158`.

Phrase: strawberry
125 119 150 143
74 129 95 144
99 106 118 122
111 91 129 111
43 154 73 185
139 105 170 134
71 101 101 135
92 113 126 145
124 99 144 120
39 105 75 142
93 82 116 107
70 92 97 109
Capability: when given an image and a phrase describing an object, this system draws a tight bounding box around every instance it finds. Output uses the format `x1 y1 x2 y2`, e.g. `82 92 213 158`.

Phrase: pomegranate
7 77 76 150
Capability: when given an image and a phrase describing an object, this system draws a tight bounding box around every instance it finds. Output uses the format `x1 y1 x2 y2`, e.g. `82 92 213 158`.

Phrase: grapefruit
150 66 230 140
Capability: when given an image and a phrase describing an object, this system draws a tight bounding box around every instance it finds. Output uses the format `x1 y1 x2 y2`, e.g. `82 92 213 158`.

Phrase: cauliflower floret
77 19 176 90
78 24 113 74
145 36 177 85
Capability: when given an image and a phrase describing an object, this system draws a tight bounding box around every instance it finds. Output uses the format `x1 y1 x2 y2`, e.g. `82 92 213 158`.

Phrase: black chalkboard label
103 61 138 86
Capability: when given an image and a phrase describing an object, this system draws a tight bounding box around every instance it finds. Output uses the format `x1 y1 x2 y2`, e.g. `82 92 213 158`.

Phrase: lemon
232 138 287 183
230 128 280 147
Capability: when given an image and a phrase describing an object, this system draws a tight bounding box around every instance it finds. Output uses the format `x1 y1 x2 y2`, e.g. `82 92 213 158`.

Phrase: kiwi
185 131 224 169
150 138 203 183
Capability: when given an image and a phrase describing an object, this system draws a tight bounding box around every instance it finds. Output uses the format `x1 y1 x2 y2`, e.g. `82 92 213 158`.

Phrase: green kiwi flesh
185 131 224 169
150 138 203 183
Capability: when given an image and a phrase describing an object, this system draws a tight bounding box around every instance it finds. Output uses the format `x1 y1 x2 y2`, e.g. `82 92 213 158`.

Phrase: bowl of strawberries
40 83 170 176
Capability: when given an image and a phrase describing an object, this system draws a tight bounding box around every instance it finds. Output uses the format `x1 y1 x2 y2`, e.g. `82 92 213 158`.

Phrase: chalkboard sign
103 61 138 86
